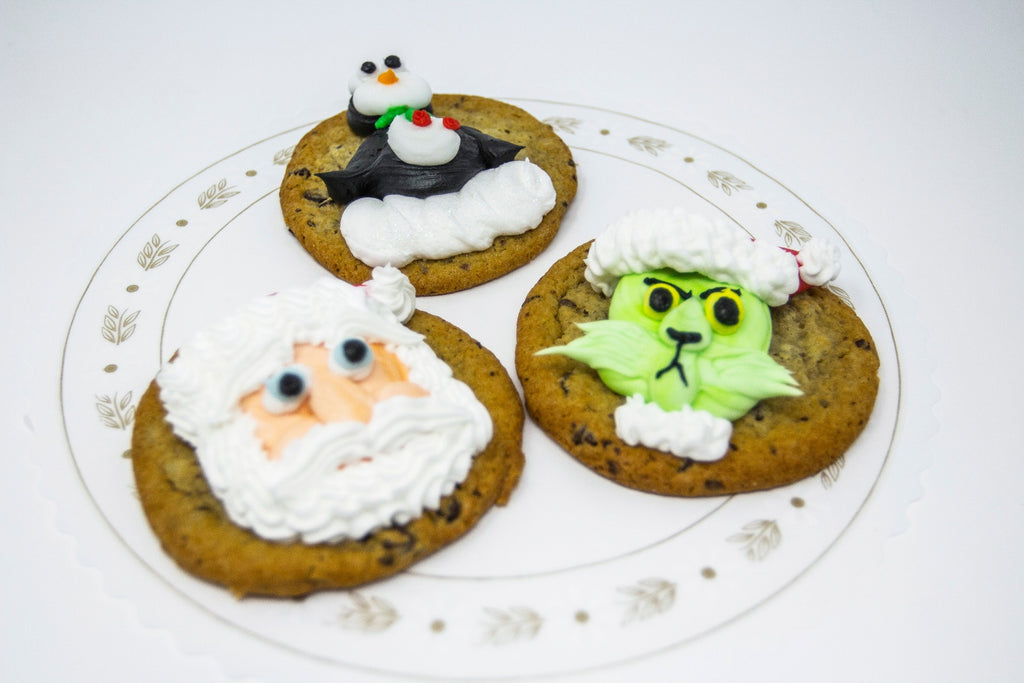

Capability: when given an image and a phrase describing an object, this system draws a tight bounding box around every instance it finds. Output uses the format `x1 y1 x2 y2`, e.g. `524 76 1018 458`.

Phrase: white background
2 1 1021 681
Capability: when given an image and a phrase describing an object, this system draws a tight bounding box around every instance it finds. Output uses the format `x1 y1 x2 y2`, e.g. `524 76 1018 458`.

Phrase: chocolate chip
558 298 579 311
437 496 462 523
572 423 597 446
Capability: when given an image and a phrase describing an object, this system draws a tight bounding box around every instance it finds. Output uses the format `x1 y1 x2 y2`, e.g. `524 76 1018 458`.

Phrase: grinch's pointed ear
537 320 655 379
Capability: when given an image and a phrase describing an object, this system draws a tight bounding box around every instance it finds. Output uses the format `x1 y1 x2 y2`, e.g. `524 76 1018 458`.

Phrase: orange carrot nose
377 69 398 85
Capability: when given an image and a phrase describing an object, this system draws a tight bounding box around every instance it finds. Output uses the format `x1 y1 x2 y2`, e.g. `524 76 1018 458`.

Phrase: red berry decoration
411 109 432 127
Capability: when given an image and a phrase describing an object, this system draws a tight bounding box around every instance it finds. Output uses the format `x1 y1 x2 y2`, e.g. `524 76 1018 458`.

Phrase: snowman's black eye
361 61 376 75
384 55 401 69
262 364 312 414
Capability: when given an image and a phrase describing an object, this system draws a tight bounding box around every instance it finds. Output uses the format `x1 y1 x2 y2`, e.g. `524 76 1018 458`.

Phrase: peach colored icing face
239 342 428 460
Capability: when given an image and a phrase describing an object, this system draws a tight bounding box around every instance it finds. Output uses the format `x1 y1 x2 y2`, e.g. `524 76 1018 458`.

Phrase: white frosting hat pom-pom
795 238 842 288
362 265 416 322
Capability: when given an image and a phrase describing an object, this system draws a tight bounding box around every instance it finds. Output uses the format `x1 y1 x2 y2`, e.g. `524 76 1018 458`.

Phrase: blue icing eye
262 364 311 414
330 338 374 379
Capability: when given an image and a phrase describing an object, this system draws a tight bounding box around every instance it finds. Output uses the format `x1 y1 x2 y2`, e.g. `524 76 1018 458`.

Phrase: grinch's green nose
660 299 711 351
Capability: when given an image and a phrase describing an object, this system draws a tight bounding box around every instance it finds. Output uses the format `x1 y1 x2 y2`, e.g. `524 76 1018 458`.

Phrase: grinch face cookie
280 57 577 296
131 269 524 596
516 209 879 494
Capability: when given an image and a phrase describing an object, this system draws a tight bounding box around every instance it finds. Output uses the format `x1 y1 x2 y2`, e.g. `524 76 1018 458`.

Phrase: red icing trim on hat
780 246 812 294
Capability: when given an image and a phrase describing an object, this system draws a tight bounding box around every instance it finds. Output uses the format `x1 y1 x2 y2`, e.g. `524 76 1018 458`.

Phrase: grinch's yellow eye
643 283 681 319
703 288 744 335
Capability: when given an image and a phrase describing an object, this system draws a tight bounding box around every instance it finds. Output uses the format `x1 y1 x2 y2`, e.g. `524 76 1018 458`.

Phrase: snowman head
348 55 432 118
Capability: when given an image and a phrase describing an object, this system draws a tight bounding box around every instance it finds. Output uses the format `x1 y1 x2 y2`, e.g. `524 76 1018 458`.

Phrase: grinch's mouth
656 328 703 385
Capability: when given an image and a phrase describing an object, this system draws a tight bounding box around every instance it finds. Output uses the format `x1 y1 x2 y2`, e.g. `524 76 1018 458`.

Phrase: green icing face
541 269 801 420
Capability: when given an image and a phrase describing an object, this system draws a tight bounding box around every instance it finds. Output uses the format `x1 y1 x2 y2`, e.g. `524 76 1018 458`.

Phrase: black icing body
317 126 523 205
346 97 433 136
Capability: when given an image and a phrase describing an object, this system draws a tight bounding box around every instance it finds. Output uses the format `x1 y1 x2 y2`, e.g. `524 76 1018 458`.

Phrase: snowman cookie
281 56 577 295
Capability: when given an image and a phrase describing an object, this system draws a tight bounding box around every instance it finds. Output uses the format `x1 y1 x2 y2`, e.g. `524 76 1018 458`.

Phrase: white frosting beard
197 355 492 544
339 160 556 267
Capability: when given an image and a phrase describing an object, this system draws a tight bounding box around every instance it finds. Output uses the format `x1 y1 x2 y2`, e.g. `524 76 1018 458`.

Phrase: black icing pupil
343 339 369 364
648 287 674 313
361 61 376 74
277 371 305 398
384 55 401 69
713 298 740 326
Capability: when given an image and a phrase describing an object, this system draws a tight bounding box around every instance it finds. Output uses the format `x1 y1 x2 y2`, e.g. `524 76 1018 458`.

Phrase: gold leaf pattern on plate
273 145 295 165
820 453 847 489
728 519 782 561
618 577 676 624
95 391 135 430
336 592 399 633
773 219 813 247
628 135 670 156
482 606 543 644
101 305 140 345
197 178 241 210
826 283 855 310
542 116 583 135
707 170 753 196
136 234 179 271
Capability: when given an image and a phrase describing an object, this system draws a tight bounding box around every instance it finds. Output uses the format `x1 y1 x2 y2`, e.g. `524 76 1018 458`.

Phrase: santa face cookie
131 269 524 596
516 209 879 495
281 57 577 296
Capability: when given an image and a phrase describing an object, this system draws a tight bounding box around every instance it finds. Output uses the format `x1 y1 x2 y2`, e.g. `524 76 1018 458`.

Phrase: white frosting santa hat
583 208 841 307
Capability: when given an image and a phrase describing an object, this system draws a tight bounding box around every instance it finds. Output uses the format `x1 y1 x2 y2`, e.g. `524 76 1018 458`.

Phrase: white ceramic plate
59 100 900 680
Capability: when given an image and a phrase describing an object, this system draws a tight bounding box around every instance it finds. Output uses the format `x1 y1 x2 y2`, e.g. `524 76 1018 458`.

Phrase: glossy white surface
3 1 1021 681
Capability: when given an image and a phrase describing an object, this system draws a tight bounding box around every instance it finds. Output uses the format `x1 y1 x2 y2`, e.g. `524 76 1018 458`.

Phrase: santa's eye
329 338 375 379
643 283 682 319
703 289 744 335
384 55 402 69
360 61 376 75
262 364 312 414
